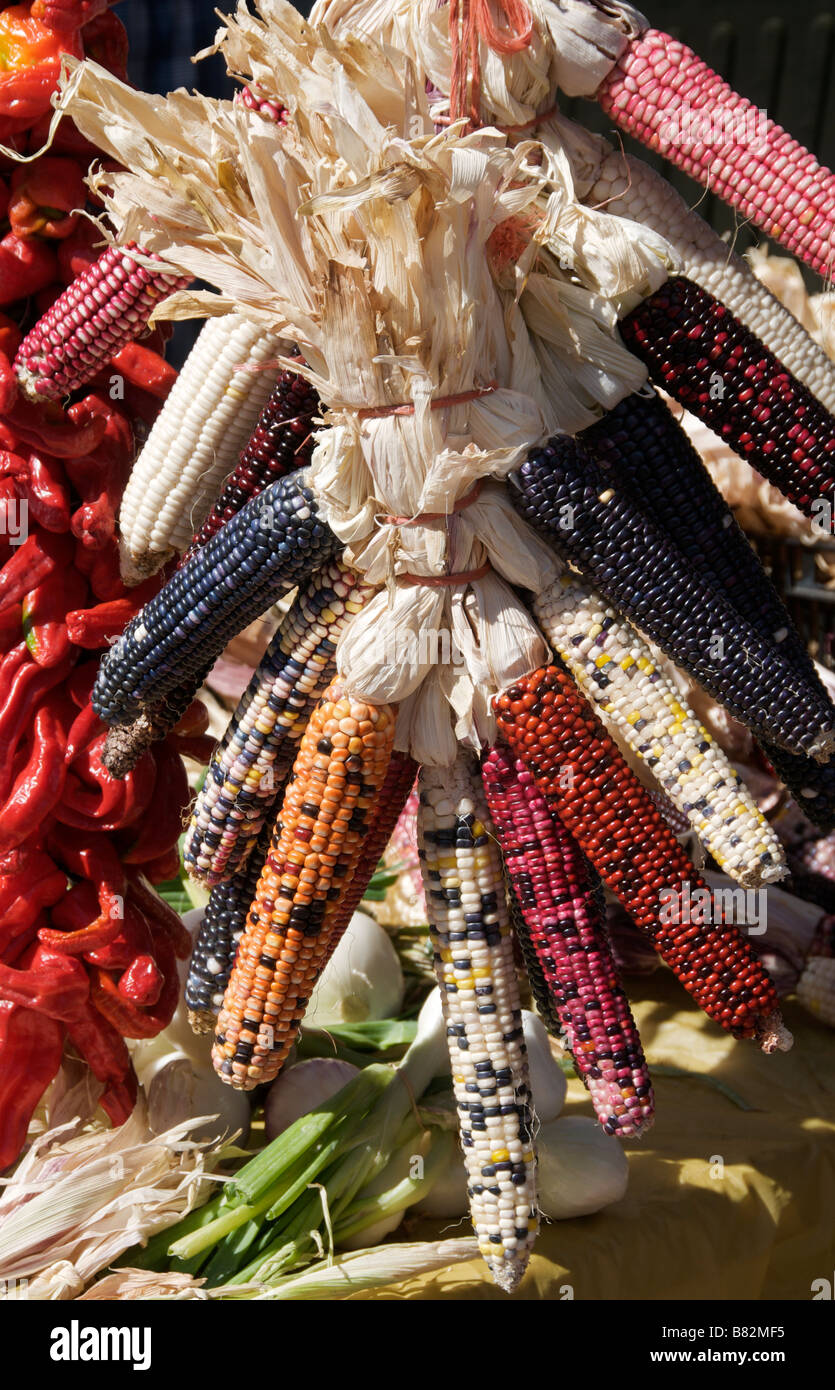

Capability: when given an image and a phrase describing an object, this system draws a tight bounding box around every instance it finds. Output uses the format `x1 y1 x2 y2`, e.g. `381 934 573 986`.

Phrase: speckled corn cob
596 29 835 278
512 435 835 762
582 389 835 832
796 956 835 1027
482 745 654 1137
183 361 318 562
186 821 274 1034
619 277 835 518
494 665 792 1051
119 315 285 583
184 559 375 887
212 683 396 1089
14 242 191 402
584 151 835 412
418 755 538 1293
504 880 563 1038
93 471 339 725
534 572 785 887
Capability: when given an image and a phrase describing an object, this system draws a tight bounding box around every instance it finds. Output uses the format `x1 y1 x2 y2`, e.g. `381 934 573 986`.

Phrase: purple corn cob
482 744 654 1138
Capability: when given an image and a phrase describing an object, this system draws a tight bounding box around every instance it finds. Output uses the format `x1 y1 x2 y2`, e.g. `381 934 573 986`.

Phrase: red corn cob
494 664 792 1053
14 243 192 401
619 277 835 519
182 360 318 563
597 28 835 279
237 84 288 125
482 744 654 1137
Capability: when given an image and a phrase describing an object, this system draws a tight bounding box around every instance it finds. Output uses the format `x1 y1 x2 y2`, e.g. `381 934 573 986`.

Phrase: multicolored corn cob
186 821 274 1034
584 151 835 413
534 571 786 887
504 880 563 1039
582 389 835 831
183 360 319 562
482 745 654 1137
512 434 835 761
14 242 191 402
494 664 792 1051
184 559 376 887
418 755 538 1293
119 315 285 583
93 471 340 725
596 28 835 278
213 682 396 1089
619 277 835 518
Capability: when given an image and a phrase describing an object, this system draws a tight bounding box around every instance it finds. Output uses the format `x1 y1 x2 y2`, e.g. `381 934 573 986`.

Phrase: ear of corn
182 360 319 562
14 243 191 402
503 878 563 1039
534 570 786 887
581 388 835 832
596 28 835 278
93 472 340 726
482 744 654 1137
184 559 376 887
186 820 274 1034
212 682 397 1089
237 84 288 123
619 276 835 518
494 664 792 1052
584 151 835 413
512 434 835 762
118 316 285 584
418 754 538 1294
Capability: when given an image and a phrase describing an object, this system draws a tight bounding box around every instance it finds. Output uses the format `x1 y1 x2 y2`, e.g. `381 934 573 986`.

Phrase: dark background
119 0 835 360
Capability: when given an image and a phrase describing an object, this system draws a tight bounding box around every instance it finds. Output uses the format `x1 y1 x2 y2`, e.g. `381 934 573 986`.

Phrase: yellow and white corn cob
535 574 786 888
585 151 835 413
796 956 835 1027
417 754 538 1294
118 315 285 584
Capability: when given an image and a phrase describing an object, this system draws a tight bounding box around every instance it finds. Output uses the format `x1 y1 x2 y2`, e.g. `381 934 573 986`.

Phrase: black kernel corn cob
505 878 563 1039
619 277 835 518
582 390 835 830
183 361 319 563
93 472 340 726
186 821 274 1034
512 435 835 763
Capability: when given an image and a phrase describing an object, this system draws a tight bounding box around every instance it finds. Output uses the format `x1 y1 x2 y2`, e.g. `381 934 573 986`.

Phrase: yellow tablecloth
360 974 835 1300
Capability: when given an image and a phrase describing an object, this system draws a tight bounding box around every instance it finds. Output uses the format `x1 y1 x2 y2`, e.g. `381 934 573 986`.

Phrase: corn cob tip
188 1008 216 1036
102 716 156 779
757 1013 793 1054
489 1257 528 1295
807 732 835 766
119 538 170 588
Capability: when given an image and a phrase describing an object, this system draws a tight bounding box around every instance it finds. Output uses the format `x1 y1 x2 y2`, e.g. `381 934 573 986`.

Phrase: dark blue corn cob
511 435 835 763
619 276 835 518
185 821 274 1033
94 471 340 725
582 390 835 830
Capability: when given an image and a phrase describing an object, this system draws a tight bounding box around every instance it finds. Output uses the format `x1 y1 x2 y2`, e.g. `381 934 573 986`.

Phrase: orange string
355 381 497 420
449 0 534 128
400 561 490 586
381 479 484 527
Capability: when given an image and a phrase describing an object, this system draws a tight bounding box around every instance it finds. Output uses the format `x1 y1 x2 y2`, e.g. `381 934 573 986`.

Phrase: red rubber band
381 479 484 527
400 561 490 587
356 381 498 421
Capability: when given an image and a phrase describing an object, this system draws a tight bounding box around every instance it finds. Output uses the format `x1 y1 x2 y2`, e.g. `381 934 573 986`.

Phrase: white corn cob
796 956 835 1027
586 151 835 413
535 574 787 888
417 754 538 1294
119 315 285 584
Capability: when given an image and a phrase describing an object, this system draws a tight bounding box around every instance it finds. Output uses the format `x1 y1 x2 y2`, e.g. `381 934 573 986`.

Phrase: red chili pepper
108 341 177 402
0 648 73 800
0 694 70 851
55 218 101 286
32 0 111 30
6 396 106 458
70 492 116 550
66 394 133 472
22 565 86 666
117 953 163 1006
126 870 192 960
0 7 84 133
65 581 158 649
65 658 96 708
64 995 131 1088
0 349 19 414
120 738 190 863
57 736 156 832
0 603 21 652
0 313 22 361
172 734 216 766
99 1065 138 1126
80 9 127 80
9 156 87 241
0 526 74 615
0 1000 63 1170
47 822 125 911
170 699 210 738
0 850 65 944
64 699 102 761
90 932 178 1038
0 940 89 1018
0 229 57 306
136 845 181 886
0 451 72 534
73 533 124 600
84 897 153 969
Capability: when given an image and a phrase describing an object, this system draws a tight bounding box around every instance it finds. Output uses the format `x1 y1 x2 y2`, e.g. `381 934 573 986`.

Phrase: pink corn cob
14 243 192 401
482 744 654 1138
597 29 835 278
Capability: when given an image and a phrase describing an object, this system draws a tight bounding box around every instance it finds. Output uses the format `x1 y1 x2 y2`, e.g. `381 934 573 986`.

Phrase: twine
400 561 490 586
449 0 534 130
355 381 498 420
381 479 484 527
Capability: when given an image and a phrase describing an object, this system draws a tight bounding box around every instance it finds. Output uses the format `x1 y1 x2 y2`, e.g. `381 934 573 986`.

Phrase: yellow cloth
359 974 835 1300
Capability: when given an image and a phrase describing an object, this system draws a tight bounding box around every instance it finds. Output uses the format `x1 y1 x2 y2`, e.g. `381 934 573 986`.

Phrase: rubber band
400 562 490 586
355 381 498 420
381 479 484 527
